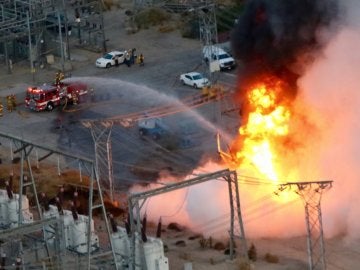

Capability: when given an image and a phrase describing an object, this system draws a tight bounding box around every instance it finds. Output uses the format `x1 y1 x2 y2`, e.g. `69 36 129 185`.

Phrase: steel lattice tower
127 169 248 270
278 181 333 270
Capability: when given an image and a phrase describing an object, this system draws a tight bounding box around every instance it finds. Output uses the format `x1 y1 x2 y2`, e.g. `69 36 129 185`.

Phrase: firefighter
55 71 65 85
6 95 13 112
0 98 3 117
209 86 217 100
201 85 210 100
10 94 16 110
72 92 78 105
139 53 144 66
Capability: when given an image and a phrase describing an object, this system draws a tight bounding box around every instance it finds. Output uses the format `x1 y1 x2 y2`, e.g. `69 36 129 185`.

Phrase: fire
236 79 291 182
224 75 300 202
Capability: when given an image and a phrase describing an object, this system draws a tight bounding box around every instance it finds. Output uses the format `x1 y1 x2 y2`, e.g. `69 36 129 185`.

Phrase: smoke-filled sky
230 0 341 94
131 0 360 240
298 0 360 239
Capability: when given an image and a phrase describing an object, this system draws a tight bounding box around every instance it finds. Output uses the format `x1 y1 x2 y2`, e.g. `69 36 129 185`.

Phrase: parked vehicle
202 45 236 71
95 51 126 68
138 118 166 140
180 72 210 89
25 81 88 111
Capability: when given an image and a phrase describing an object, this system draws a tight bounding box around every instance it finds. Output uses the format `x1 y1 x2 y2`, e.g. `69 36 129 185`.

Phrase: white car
180 72 210 89
95 51 126 68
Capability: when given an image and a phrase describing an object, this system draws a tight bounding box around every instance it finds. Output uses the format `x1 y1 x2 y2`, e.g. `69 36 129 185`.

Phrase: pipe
70 201 78 220
5 181 13 200
109 214 118 233
55 197 63 215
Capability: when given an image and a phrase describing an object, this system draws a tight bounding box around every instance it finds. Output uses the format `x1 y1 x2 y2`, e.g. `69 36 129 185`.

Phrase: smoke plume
231 0 340 96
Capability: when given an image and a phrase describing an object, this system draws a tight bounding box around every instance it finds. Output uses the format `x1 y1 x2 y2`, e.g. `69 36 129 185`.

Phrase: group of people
116 48 144 67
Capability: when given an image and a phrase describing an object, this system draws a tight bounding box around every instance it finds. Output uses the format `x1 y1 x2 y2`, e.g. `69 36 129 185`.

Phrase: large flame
237 78 290 181
228 75 300 201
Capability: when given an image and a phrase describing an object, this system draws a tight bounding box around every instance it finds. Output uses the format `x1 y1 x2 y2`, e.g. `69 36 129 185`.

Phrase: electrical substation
0 1 339 270
0 0 106 74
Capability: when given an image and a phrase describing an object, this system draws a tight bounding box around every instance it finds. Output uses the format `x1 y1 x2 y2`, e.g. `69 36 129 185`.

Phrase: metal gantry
0 0 106 75
278 181 333 270
0 131 118 270
127 169 248 270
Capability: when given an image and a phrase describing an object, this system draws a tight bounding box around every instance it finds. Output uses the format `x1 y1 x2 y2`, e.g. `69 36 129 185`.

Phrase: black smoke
231 0 341 93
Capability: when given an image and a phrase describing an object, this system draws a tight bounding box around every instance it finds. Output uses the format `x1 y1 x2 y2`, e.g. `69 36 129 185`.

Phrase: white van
202 45 236 71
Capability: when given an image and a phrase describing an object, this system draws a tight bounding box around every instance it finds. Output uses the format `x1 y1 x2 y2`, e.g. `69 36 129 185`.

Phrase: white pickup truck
203 45 236 71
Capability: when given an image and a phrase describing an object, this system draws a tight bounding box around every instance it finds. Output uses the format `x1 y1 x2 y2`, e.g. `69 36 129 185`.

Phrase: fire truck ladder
277 181 333 270
82 89 228 201
127 169 248 270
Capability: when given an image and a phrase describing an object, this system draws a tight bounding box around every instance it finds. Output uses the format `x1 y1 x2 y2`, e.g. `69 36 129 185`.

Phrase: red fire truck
25 81 88 111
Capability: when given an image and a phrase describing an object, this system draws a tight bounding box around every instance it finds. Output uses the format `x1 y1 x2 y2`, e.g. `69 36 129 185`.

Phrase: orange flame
236 80 291 182
226 76 300 202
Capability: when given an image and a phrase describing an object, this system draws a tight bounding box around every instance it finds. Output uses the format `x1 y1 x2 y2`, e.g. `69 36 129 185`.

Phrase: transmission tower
199 1 218 47
198 1 218 82
83 121 115 202
127 169 248 270
278 181 333 270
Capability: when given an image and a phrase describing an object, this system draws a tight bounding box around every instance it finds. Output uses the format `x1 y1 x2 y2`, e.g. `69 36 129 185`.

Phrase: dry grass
264 252 280 263
134 8 171 29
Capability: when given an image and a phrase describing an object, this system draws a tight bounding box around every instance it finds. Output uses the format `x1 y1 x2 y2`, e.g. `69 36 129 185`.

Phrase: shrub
213 241 226 250
247 243 257 262
264 253 279 263
135 8 171 29
237 258 252 270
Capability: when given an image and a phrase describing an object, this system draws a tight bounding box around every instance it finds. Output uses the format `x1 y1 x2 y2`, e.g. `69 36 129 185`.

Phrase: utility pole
277 181 333 270
198 1 218 83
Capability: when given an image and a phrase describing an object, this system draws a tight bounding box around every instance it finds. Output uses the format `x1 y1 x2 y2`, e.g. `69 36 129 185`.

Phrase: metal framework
0 0 106 75
82 91 226 201
127 169 248 270
0 218 64 269
0 131 118 270
278 181 333 270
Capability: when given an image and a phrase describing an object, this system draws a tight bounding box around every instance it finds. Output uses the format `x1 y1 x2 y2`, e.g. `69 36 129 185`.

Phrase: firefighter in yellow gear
201 86 210 100
6 95 13 112
72 92 78 105
10 94 16 110
0 98 3 117
208 87 218 100
55 71 65 85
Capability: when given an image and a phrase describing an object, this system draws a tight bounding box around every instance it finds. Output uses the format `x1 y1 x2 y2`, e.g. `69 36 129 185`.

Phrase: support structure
0 131 118 270
0 0 106 73
82 91 226 204
278 181 333 270
198 1 218 83
127 169 248 270
86 121 115 202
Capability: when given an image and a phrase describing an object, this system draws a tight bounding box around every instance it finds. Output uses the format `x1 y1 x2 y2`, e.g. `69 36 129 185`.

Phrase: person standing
125 51 131 67
139 53 144 66
131 48 136 64
6 96 13 112
0 98 3 117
